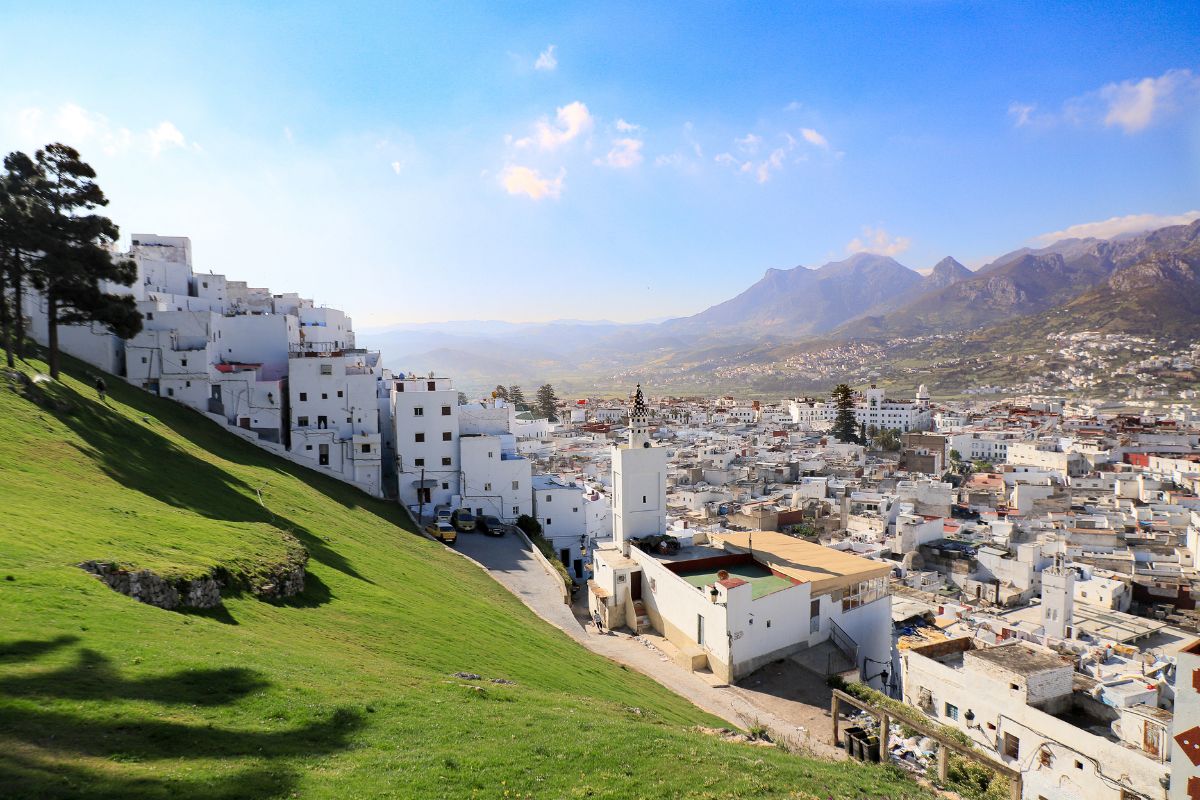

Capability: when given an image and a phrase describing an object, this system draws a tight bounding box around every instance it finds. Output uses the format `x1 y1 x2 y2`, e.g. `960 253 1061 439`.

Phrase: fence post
831 694 841 746
1010 774 1022 800
878 712 890 762
937 743 948 784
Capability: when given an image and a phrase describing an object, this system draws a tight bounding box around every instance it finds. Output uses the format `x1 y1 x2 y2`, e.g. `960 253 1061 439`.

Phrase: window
413 407 424 416
141 356 147 363
1009 683 1019 691
167 388 174 397
396 382 404 392
414 458 424 467
185 381 191 387
146 312 154 320
181 358 188 367
696 614 705 646
442 432 452 441
361 444 371 453
427 381 436 391
512 481 519 490
320 364 332 375
488 451 494 458
546 494 552 502
298 416 309 426
1074 760 1083 770
305 445 312 451
642 495 647 503
572 507 578 513
945 703 958 721
337 390 343 398
415 433 425 442
1038 748 1053 768
1003 733 1019 760
513 506 520 515
321 393 328 400
441 482 449 490
441 405 451 416
484 483 492 491
546 518 552 525
299 392 307 401
441 457 451 466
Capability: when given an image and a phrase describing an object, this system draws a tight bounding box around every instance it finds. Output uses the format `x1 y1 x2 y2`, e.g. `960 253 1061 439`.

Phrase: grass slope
0 354 927 799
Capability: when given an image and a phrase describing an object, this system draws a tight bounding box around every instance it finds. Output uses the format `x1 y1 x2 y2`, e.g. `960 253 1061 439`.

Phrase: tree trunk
47 292 58 379
13 260 25 359
0 256 10 369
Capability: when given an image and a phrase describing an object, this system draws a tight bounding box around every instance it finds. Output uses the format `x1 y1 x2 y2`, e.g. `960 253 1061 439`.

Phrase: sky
1 1 1198 326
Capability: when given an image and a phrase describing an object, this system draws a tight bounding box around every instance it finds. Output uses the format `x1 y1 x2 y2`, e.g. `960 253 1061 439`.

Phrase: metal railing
829 618 859 674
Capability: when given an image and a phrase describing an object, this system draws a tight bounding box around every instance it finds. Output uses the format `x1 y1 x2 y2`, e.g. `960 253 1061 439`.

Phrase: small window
321 393 328 400
1074 760 1083 770
299 392 307 401
546 494 552 502
361 444 371 453
442 432 452 441
415 432 425 443
484 483 492 491
441 405 451 416
427 381 436 391
320 364 332 375
167 387 174 397
1038 748 1052 768
513 506 520 515
1003 733 1019 759
298 416 309 426
141 356 147 363
181 358 187 367
766 620 771 628
305 445 312 451
414 458 424 467
441 457 451 466
488 451 494 458
146 312 154 320
185 381 191 387
337 390 343 398
396 382 405 392
642 495 647 503
945 703 958 721
1010 683 1019 691
512 481 519 490
546 518 552 525
413 407 424 416
441 482 448 490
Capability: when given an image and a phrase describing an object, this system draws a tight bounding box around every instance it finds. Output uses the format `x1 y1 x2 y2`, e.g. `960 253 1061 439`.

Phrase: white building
533 475 587 579
788 385 932 433
460 433 531 521
393 375 460 515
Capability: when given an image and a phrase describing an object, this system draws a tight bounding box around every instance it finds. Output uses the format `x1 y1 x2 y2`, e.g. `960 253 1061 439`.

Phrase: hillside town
19 232 1200 799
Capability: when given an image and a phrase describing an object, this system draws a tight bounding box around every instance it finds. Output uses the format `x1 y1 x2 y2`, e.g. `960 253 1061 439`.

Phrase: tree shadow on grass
39 356 370 586
0 636 364 800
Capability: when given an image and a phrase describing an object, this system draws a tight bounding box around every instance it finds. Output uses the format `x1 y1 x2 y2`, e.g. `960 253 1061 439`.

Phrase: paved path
451 531 844 759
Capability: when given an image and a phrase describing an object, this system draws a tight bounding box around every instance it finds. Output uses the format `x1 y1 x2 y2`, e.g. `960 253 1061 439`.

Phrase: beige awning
711 531 892 595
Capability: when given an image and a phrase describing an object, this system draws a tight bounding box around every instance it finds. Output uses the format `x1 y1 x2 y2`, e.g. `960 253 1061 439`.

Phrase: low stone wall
80 547 308 610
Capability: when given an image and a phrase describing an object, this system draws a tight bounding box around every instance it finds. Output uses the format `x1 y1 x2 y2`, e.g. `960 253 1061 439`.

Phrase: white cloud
514 100 593 150
500 165 564 200
595 138 643 168
784 100 802 111
755 147 787 184
390 160 404 175
1010 68 1200 133
148 121 186 155
735 133 761 154
615 118 640 132
1034 210 1200 244
534 44 558 72
799 127 828 149
846 226 911 257
1100 68 1197 133
1007 102 1035 127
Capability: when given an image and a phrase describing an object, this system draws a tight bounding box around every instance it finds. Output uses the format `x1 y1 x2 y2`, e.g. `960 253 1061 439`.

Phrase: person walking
94 376 107 404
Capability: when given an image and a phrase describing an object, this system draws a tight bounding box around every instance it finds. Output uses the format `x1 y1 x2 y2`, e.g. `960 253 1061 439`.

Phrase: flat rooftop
710 531 892 594
676 562 796 600
966 642 1072 675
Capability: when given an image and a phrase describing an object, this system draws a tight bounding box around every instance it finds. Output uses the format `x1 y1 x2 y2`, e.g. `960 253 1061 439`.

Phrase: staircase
792 620 860 678
632 600 652 634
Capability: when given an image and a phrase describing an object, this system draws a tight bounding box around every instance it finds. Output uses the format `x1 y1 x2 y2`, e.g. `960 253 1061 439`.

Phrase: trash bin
842 726 864 759
865 735 881 762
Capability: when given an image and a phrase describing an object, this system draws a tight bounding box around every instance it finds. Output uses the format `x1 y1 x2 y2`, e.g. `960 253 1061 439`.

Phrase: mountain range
358 218 1200 393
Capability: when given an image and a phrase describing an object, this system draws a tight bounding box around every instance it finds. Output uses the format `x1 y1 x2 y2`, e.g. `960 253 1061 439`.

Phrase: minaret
1041 552 1075 640
612 384 667 554
629 384 651 448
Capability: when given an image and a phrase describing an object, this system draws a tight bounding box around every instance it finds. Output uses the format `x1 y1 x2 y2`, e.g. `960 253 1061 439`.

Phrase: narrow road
450 530 844 759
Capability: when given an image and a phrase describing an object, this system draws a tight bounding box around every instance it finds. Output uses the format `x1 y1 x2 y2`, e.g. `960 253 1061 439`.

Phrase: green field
0 353 928 799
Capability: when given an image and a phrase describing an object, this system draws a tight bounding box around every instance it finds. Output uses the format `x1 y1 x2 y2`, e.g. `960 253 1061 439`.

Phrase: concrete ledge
515 528 569 605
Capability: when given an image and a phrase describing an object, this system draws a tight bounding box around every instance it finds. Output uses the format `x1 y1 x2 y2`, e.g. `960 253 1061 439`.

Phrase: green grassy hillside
0 354 926 799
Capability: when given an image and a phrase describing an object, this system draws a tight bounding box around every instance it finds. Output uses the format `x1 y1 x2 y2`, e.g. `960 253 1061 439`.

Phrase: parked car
434 506 452 525
450 508 476 532
477 515 511 537
425 521 457 544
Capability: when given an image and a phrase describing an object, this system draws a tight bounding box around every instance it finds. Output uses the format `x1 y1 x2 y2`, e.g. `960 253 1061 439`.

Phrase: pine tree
535 383 559 421
507 385 526 409
27 144 141 378
492 385 508 400
0 151 38 368
830 383 859 444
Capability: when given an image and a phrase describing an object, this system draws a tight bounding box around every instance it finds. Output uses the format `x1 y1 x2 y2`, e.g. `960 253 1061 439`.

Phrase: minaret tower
629 384 651 448
1041 552 1075 640
612 384 667 554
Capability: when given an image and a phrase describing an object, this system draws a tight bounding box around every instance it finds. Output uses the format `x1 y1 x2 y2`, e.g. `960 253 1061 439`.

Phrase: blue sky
2 1 1198 325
